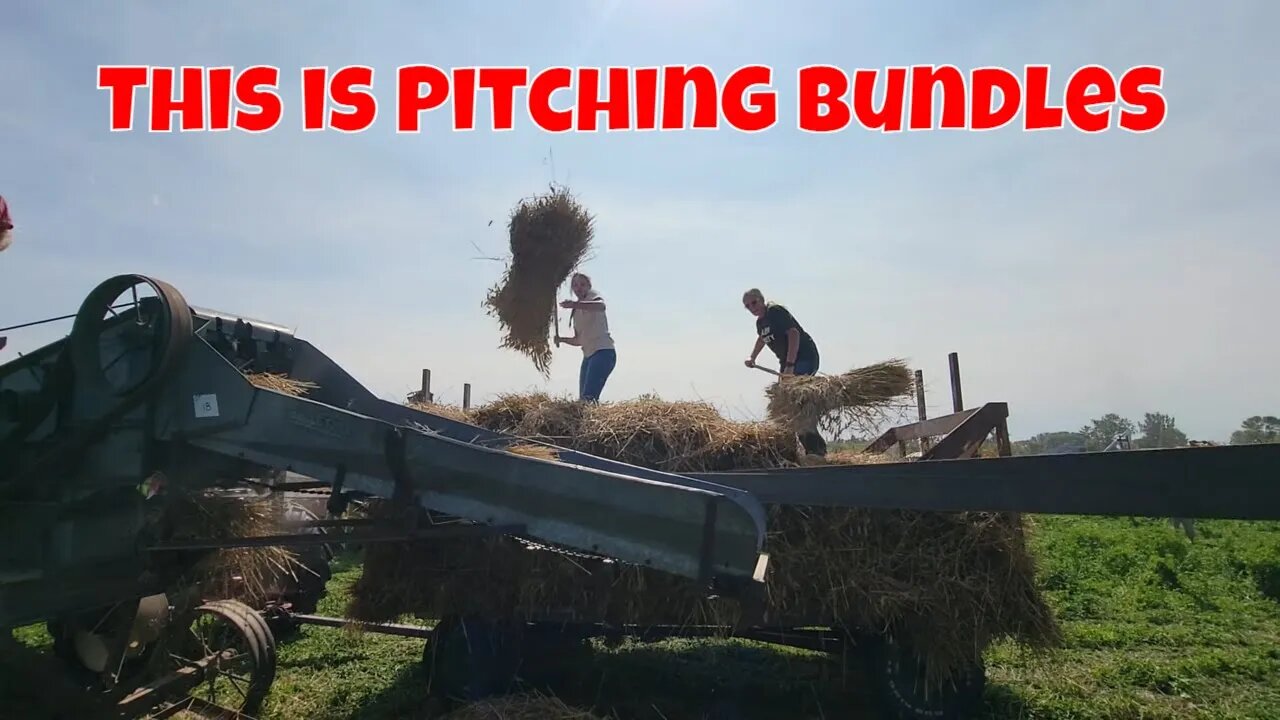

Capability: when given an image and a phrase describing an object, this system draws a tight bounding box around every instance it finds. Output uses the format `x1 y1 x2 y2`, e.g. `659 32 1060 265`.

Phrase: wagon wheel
860 630 986 720
156 599 277 717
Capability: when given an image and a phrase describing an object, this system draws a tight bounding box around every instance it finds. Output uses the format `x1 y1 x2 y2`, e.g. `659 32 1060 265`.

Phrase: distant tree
1136 412 1188 449
1012 431 1088 455
1229 415 1280 445
1079 413 1136 451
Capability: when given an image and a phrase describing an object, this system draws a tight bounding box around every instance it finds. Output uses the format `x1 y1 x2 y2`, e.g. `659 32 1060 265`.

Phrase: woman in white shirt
554 272 616 402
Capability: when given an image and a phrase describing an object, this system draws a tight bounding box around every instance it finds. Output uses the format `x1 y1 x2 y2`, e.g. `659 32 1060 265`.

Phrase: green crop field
6 515 1280 719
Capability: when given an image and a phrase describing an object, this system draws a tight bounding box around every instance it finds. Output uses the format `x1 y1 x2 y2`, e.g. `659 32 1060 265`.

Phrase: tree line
1011 414 1280 455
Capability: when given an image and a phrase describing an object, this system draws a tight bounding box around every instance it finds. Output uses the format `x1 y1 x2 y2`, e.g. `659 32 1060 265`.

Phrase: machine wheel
422 616 525 704
67 273 193 400
861 631 986 720
162 599 278 716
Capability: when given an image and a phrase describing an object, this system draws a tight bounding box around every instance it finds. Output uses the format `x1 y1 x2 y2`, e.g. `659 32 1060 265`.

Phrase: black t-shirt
756 303 818 366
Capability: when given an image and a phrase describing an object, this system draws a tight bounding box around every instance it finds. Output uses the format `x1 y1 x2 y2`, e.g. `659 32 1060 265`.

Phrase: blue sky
1 1 1276 442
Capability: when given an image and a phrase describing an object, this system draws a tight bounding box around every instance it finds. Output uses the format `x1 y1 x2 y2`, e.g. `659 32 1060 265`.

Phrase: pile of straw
246 372 318 397
468 392 801 472
764 359 915 433
444 693 603 720
483 185 595 376
158 489 303 607
349 392 1060 681
407 399 477 424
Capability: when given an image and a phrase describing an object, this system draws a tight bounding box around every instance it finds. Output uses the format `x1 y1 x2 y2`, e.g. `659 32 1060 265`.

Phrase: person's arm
782 328 801 373
561 297 605 311
764 307 801 373
745 337 765 367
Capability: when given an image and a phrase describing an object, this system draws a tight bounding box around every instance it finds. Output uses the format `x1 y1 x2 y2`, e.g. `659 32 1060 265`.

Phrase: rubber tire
422 616 524 704
861 631 986 720
519 624 594 688
277 500 332 614
287 545 332 614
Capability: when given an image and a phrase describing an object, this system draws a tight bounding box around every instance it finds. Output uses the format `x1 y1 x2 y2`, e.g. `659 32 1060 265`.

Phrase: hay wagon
337 390 1278 720
3 274 1278 720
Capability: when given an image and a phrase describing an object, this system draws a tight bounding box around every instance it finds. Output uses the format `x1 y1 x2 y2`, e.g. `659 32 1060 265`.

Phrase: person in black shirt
742 288 827 456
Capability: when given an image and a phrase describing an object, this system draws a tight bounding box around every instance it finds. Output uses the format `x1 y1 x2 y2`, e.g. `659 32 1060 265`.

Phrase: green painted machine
0 273 770 717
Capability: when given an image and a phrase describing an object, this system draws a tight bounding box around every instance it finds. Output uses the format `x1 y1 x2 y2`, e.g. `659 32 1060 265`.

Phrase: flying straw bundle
483 185 595 376
765 359 915 433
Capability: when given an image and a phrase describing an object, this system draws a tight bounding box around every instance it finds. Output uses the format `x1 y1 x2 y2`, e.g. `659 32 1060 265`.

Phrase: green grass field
7 515 1280 719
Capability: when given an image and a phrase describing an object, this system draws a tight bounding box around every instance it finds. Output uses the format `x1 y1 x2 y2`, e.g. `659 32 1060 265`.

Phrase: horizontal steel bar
690 443 1280 520
288 613 434 639
275 517 377 529
522 622 846 652
146 523 522 551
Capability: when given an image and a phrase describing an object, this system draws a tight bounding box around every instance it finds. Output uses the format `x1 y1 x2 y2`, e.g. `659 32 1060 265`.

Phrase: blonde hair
569 272 595 328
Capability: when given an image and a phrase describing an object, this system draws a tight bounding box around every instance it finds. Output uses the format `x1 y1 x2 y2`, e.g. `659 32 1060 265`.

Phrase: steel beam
689 443 1280 520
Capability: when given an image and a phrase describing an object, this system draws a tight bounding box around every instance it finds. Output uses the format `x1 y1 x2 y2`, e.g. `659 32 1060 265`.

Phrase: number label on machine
193 393 220 419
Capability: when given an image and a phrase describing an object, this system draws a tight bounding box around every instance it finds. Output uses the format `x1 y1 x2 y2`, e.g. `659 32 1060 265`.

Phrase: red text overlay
97 64 1167 134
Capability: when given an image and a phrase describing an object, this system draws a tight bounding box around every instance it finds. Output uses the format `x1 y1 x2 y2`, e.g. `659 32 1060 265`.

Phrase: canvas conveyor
2 273 1279 720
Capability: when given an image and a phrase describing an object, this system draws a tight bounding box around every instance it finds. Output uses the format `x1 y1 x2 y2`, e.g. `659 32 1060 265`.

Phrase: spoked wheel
68 273 193 401
860 631 986 720
152 599 277 718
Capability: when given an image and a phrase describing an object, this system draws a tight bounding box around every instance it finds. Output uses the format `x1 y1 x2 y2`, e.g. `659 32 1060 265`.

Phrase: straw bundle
764 359 914 433
507 443 561 461
483 185 595 376
444 693 604 720
349 392 1060 681
407 400 476 424
246 372 318 397
159 489 303 607
470 393 801 473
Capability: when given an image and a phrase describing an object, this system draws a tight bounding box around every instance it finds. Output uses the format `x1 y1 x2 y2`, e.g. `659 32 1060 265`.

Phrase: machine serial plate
193 394 220 418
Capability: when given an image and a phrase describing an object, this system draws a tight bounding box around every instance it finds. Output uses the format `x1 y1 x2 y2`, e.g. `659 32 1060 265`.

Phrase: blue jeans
579 349 616 402
788 355 826 455
792 356 819 376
